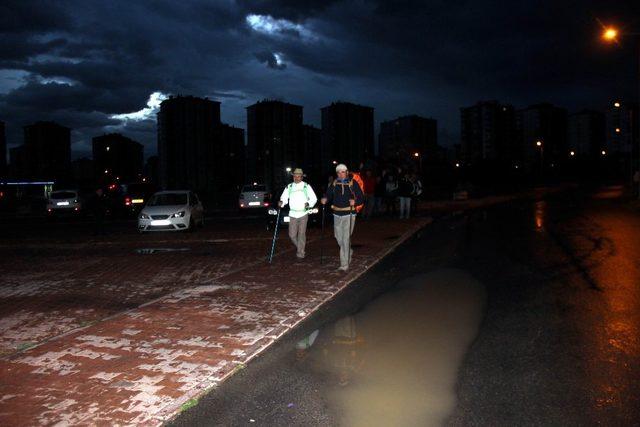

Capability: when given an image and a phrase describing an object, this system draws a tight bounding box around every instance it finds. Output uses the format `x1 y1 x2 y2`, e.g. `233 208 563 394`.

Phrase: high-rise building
211 123 245 201
71 158 95 187
606 101 639 180
0 120 6 178
144 156 159 184
92 133 143 183
321 102 374 175
246 100 303 192
606 101 638 155
302 124 322 185
157 96 221 194
516 103 568 171
379 115 438 168
568 110 605 157
9 146 26 179
460 101 516 167
23 121 71 182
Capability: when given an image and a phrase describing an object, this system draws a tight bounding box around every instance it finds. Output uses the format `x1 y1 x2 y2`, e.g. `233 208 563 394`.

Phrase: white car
47 189 83 216
238 183 271 210
137 190 204 232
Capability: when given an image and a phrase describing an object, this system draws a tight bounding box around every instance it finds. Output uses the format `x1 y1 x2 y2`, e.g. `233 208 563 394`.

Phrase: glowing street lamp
535 140 544 171
602 27 619 42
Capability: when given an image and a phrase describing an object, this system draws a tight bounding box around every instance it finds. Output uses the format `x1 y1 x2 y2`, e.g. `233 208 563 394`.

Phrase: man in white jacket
279 168 318 259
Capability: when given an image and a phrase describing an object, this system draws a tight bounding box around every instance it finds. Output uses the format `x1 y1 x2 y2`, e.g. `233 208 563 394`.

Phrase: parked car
46 189 84 217
238 183 272 210
120 182 158 216
137 190 204 232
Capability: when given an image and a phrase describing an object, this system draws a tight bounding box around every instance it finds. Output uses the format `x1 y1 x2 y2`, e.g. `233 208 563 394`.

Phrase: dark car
121 182 158 216
105 182 157 218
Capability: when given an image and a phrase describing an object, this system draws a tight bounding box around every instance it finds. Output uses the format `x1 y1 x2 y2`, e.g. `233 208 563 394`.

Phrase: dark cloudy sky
1 0 638 159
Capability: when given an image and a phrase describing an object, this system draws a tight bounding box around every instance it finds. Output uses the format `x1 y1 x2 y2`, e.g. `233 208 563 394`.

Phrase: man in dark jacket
321 163 364 271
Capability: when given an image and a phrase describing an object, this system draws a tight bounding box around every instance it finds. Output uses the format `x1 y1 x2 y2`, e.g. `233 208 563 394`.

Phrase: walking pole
320 203 325 264
268 207 281 263
347 203 354 263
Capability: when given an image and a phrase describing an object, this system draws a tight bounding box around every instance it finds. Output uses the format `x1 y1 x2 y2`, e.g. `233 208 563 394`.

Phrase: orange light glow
602 27 619 42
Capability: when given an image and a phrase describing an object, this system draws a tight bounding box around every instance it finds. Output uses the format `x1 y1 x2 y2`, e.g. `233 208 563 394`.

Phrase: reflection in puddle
535 200 546 231
301 269 485 426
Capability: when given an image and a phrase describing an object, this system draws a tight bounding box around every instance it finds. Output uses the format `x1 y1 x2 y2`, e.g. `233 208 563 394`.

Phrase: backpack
412 179 423 196
333 175 365 213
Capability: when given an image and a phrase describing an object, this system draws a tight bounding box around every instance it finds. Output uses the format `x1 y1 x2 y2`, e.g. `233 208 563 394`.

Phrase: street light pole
601 26 640 197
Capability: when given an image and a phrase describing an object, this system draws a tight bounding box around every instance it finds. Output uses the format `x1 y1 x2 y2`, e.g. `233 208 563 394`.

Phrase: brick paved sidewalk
0 217 429 426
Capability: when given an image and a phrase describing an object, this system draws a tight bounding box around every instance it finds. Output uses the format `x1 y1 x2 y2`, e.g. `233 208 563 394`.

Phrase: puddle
135 248 191 254
302 268 486 426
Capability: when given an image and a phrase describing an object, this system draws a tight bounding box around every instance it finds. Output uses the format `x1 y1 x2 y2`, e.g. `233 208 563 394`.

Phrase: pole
268 208 281 263
320 204 325 265
347 204 353 265
637 41 640 198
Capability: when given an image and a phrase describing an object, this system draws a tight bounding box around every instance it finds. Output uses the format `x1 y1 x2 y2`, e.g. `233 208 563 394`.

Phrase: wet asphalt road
170 186 640 426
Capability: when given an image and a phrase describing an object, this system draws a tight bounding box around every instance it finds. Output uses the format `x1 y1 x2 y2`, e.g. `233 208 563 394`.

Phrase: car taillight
264 202 270 207
125 197 131 206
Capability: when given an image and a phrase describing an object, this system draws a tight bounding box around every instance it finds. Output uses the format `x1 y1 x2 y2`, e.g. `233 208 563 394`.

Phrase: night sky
1 0 638 159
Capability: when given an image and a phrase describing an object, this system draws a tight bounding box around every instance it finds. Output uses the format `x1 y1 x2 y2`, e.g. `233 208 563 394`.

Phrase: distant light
142 177 147 182
285 167 291 172
455 163 460 168
332 160 337 165
514 165 519 169
253 182 258 186
413 152 419 157
570 151 575 156
615 128 621 133
602 150 607 155
104 169 108 174
116 176 120 181
614 102 621 108
536 140 542 147
602 27 619 42
106 146 110 152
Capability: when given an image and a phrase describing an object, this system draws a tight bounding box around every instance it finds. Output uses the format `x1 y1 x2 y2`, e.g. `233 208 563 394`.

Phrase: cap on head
292 168 304 176
335 163 348 172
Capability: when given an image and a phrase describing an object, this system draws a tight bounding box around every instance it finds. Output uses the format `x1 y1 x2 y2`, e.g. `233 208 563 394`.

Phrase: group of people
278 163 422 272
363 169 422 220
278 163 364 271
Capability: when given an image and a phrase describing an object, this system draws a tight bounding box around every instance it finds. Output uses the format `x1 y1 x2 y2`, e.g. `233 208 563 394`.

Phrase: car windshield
50 191 76 199
148 193 188 206
242 185 266 192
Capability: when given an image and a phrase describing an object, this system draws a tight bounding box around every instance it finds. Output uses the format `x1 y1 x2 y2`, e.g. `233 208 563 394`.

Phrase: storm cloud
1 0 637 157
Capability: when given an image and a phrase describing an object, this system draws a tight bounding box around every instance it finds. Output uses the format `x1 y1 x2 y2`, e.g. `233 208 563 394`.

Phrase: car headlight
139 213 150 220
267 208 277 215
170 211 185 218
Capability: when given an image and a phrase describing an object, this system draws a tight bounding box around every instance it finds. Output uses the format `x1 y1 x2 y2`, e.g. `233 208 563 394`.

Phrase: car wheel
187 217 194 232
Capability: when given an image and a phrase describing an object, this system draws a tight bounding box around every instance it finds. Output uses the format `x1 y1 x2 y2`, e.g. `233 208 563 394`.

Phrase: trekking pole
320 203 325 264
347 203 354 261
268 207 282 263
